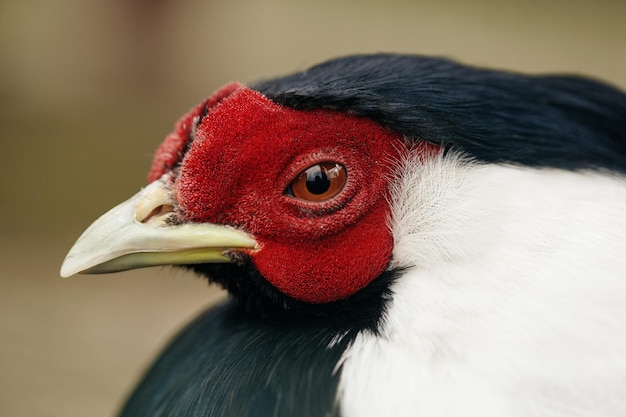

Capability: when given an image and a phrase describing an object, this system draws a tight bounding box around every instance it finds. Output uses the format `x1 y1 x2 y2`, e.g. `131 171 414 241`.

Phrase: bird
61 54 626 417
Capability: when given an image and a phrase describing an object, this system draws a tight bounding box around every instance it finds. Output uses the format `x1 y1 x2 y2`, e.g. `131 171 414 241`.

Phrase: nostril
139 204 175 224
134 180 177 225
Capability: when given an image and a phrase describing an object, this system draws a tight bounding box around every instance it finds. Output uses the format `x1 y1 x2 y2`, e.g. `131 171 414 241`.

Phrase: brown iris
288 162 348 202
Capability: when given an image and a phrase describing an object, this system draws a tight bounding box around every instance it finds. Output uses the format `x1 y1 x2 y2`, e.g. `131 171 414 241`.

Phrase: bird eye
287 162 348 202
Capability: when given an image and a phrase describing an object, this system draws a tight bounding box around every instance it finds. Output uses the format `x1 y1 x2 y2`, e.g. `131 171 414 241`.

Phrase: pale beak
60 177 257 277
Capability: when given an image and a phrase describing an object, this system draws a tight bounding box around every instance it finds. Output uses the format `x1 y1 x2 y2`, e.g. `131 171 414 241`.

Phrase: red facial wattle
149 84 411 304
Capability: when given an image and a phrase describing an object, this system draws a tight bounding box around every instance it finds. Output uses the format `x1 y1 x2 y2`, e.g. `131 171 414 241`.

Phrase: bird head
61 80 434 309
61 54 626 320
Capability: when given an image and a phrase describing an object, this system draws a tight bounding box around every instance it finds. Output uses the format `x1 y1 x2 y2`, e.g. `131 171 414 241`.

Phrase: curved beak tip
59 178 257 278
59 260 75 278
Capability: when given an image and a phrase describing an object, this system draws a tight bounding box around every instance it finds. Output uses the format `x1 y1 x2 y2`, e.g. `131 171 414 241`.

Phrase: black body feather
119 263 400 417
120 302 347 417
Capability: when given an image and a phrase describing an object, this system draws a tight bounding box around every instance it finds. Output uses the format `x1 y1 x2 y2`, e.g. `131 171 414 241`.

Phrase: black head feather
188 259 401 335
254 53 626 172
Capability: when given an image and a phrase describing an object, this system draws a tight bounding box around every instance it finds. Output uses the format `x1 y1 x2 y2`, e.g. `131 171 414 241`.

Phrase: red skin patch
149 83 242 182
150 84 420 303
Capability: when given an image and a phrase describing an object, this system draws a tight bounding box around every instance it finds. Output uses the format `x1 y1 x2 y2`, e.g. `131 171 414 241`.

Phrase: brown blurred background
1 0 625 416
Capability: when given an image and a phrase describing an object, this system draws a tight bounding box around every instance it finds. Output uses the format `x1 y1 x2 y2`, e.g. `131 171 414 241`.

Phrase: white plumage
340 150 626 416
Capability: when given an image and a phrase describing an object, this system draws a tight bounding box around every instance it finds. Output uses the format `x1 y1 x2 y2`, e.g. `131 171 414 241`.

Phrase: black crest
255 54 626 172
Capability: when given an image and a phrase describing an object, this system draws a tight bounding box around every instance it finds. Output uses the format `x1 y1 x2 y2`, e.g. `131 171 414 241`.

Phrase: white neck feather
338 150 626 417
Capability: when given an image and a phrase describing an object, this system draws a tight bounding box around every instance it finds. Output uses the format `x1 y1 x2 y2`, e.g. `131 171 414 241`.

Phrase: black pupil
305 166 330 195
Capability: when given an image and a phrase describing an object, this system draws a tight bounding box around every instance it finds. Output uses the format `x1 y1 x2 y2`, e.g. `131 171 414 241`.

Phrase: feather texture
256 54 626 172
339 149 626 416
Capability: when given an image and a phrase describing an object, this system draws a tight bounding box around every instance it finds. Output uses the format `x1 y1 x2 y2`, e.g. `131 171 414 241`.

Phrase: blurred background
1 0 625 416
